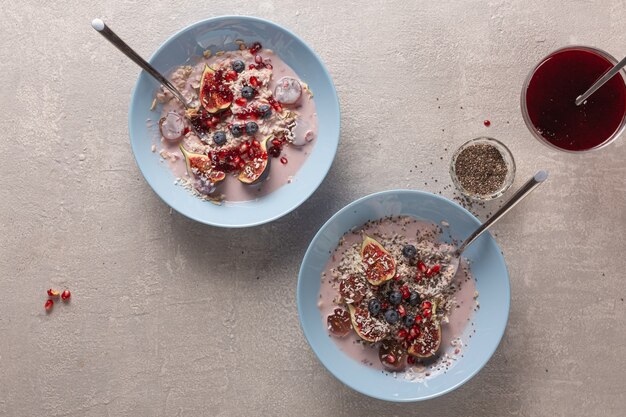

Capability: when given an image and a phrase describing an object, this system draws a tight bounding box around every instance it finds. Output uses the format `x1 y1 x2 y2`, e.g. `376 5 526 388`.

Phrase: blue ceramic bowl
128 16 340 227
297 190 510 401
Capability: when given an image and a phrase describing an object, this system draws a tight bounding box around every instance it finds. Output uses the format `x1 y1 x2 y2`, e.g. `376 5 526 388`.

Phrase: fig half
199 65 233 114
347 304 387 343
179 144 226 183
238 136 271 184
360 236 396 285
407 319 442 358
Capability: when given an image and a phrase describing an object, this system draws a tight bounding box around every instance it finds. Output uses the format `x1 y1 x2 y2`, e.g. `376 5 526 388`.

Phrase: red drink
522 47 626 152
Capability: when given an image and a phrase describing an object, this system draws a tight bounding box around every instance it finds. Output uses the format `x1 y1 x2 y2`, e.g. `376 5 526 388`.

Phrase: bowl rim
296 189 511 402
127 15 340 228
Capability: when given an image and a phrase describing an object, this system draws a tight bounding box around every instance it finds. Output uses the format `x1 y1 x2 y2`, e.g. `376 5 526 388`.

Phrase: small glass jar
449 137 516 201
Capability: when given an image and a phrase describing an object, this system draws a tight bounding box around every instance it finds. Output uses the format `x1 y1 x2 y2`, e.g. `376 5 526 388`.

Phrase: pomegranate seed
430 264 441 274
249 76 260 87
385 354 396 364
423 309 432 318
410 326 420 337
240 143 249 154
235 97 247 106
252 140 260 148
271 139 282 147
248 64 256 70
406 335 415 342
407 356 416 365
415 314 423 322
249 42 262 54
225 70 238 81
484 119 491 127
425 268 433 277
393 273 401 281
401 285 410 299
44 299 54 311
280 156 288 165
61 290 71 301
415 271 423 282
254 54 262 64
381 302 389 310
47 289 59 297
397 329 408 339
422 301 432 310
268 146 281 158
397 305 406 317
417 260 427 273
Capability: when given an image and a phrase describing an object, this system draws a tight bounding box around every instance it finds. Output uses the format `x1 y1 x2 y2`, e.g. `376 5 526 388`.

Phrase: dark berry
404 314 415 327
213 131 227 146
245 121 258 135
230 124 243 138
402 244 417 258
268 146 281 158
389 291 402 305
241 86 255 99
258 104 272 119
408 292 421 306
384 309 399 324
232 60 245 73
368 299 381 316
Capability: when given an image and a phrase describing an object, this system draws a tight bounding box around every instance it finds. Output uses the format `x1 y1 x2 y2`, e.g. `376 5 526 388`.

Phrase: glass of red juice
521 46 626 152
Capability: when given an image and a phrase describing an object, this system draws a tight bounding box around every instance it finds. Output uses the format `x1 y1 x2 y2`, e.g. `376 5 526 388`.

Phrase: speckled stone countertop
1 1 625 416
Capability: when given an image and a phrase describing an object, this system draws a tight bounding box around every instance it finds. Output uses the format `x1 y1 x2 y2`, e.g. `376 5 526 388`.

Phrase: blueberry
230 124 243 138
258 104 272 119
384 309 399 324
245 121 259 135
368 299 381 316
408 292 421 307
402 244 417 258
389 291 402 305
213 131 227 146
241 86 255 99
232 60 245 73
404 314 415 327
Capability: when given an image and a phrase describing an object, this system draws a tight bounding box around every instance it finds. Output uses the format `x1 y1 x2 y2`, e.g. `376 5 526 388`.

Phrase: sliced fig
360 236 396 285
338 275 366 304
347 304 387 343
407 319 441 358
199 65 233 113
238 136 271 184
379 340 407 371
327 308 352 337
179 144 225 183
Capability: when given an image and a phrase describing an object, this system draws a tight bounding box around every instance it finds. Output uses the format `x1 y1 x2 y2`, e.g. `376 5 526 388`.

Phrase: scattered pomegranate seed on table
280 156 288 165
484 119 491 127
61 290 71 301
47 289 60 297
44 299 54 312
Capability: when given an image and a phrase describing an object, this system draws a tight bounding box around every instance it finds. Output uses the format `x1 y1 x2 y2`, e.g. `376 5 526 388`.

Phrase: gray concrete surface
1 1 625 416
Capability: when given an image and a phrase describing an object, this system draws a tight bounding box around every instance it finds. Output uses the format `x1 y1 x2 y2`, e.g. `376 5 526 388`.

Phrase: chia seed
454 143 508 196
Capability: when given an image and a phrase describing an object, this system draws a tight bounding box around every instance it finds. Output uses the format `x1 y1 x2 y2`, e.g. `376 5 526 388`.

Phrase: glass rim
520 45 626 153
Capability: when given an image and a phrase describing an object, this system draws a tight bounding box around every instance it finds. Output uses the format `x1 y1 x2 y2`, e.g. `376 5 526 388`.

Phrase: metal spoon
448 170 548 274
575 55 626 106
91 18 204 137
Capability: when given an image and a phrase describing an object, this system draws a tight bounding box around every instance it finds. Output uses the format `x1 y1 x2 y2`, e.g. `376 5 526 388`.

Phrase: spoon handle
456 170 548 255
91 18 189 108
575 55 626 106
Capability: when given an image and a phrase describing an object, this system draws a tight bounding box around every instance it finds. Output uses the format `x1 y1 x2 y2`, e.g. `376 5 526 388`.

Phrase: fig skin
360 236 396 285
